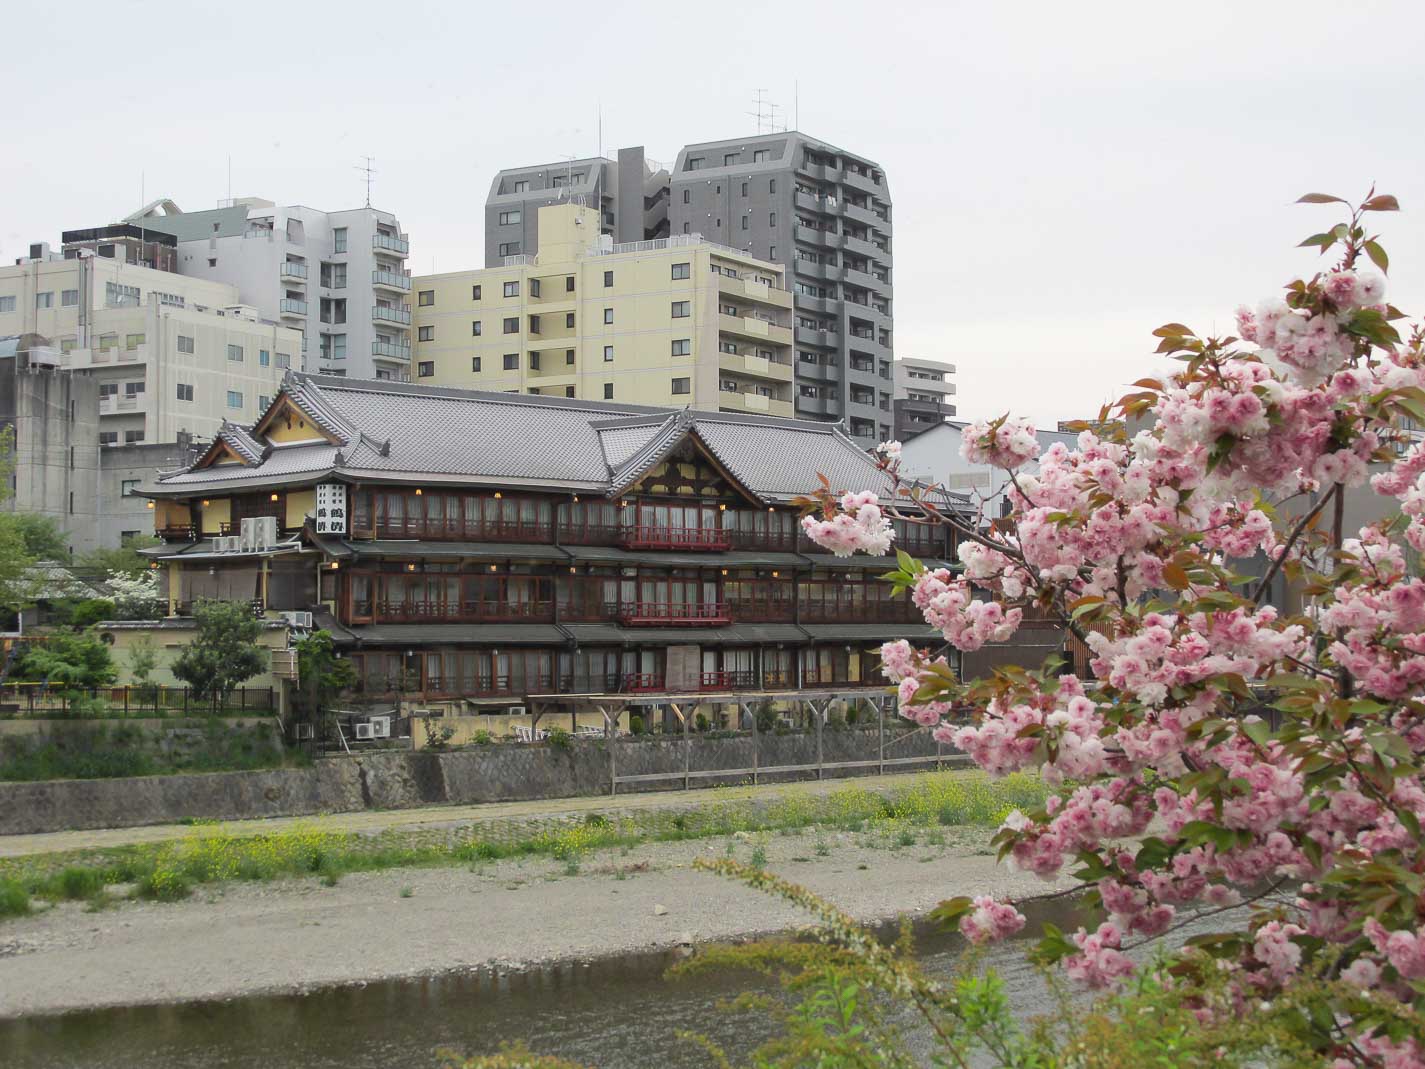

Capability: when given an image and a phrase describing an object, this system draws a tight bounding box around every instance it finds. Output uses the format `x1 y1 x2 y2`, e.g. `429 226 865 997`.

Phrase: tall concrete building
0 250 296 448
484 149 670 267
124 198 413 382
892 357 956 440
413 203 794 415
485 132 893 444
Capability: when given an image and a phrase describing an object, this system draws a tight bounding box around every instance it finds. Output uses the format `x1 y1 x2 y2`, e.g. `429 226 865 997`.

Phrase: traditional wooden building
141 373 954 714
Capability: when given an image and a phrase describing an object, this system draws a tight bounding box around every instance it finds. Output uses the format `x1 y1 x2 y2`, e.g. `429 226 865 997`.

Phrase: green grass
0 772 1047 917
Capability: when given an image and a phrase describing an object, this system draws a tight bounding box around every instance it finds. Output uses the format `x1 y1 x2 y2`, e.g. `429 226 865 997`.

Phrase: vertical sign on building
314 483 347 535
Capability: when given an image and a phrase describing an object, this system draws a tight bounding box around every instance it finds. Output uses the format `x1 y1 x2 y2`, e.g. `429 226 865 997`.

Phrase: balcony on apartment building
371 339 413 361
372 269 412 293
618 524 732 551
371 305 412 326
614 600 731 627
718 383 794 418
717 311 793 346
372 232 410 256
840 165 883 195
280 261 308 283
715 270 792 308
719 349 794 384
894 396 957 438
279 298 308 318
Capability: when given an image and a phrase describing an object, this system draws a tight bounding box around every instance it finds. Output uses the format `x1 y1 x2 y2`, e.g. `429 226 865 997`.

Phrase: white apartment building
892 356 957 441
0 253 296 446
124 198 413 381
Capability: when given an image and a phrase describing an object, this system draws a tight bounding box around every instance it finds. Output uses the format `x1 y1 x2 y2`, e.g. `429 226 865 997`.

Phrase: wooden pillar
167 561 182 617
671 702 689 791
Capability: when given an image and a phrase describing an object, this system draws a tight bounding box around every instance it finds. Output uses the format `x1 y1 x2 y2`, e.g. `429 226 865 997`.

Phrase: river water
1 899 1094 1068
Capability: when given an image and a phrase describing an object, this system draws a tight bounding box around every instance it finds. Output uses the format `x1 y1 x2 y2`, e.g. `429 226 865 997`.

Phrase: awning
342 540 571 562
800 623 941 642
327 623 567 646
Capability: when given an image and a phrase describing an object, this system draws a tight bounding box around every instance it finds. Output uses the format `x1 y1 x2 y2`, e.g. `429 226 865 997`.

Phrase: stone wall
0 728 955 836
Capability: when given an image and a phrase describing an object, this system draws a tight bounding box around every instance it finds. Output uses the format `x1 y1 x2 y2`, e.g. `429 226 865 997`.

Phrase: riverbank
0 818 1073 1018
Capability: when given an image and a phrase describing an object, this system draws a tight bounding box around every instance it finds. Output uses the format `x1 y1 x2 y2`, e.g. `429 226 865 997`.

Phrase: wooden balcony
698 670 757 691
373 520 554 543
615 601 730 627
725 596 796 622
622 672 665 692
799 600 923 624
367 600 555 624
157 524 196 543
617 525 731 552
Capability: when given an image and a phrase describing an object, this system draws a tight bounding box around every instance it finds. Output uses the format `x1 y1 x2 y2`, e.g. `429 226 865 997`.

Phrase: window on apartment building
741 216 749 231
565 386 575 398
769 212 777 226
120 479 141 497
498 242 521 257
499 210 521 225
276 352 291 368
682 223 690 234
671 262 690 280
125 334 144 350
125 381 144 396
769 178 777 194
603 308 613 325
60 337 76 353
529 314 541 334
671 339 690 356
687 157 705 171
418 290 434 307
502 353 518 370
723 153 738 166
565 349 575 365
562 312 573 329
176 383 194 402
176 335 195 354
332 228 347 253
719 341 738 354
603 345 614 362
226 390 243 408
61 289 79 307
740 182 748 197
601 383 613 399
35 291 54 309
0 296 14 313
227 344 243 362
769 246 777 259
513 180 529 193
259 349 270 367
99 382 118 398
530 278 541 298
682 189 690 204
418 361 434 377
105 282 140 307
596 272 610 290
565 275 575 292
124 430 145 444
472 285 482 300
716 218 721 227
99 431 118 446
472 320 482 336
671 377 690 395
754 150 769 163
529 352 540 370
671 301 690 318
418 326 434 342
503 281 519 297
503 317 519 334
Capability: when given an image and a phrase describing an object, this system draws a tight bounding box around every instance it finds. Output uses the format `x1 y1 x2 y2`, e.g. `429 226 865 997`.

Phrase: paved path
0 769 970 859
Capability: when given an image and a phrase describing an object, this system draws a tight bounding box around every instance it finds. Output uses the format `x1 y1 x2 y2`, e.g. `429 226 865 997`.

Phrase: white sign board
314 483 348 535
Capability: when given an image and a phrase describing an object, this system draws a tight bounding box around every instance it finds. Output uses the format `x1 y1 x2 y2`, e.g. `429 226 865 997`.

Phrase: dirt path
0 771 969 859
0 824 1071 1018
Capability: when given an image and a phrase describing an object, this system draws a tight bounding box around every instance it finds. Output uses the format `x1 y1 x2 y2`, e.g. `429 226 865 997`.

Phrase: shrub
0 878 30 918
694 712 710 733
545 727 572 751
628 714 645 736
138 867 192 902
471 729 493 746
55 866 104 900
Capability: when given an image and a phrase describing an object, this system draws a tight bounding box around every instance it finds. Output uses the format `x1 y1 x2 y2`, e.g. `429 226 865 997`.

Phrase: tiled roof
150 374 891 504
215 422 265 464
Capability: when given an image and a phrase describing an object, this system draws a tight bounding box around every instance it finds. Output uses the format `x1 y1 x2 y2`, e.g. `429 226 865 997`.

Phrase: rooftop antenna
794 80 799 132
227 155 232 207
356 156 377 208
748 89 777 135
768 102 784 134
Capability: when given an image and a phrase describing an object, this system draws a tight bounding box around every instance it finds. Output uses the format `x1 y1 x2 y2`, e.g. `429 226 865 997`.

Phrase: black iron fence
0 684 277 719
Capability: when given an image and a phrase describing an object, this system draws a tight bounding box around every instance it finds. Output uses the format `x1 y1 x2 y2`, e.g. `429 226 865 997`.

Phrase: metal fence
0 684 277 719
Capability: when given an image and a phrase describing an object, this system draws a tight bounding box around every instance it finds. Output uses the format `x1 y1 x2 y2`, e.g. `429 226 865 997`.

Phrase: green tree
125 633 160 706
5 513 69 561
78 538 158 581
292 630 355 732
17 631 117 712
171 600 266 706
58 598 116 631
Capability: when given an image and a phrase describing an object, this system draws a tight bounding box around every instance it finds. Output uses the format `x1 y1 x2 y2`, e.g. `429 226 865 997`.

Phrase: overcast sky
5 0 1422 424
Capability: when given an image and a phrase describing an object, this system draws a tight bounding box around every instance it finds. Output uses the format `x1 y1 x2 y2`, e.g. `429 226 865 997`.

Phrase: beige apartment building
0 251 298 446
410 203 794 416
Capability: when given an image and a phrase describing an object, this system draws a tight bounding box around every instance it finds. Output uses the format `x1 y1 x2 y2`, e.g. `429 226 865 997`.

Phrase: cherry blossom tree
800 191 1425 1066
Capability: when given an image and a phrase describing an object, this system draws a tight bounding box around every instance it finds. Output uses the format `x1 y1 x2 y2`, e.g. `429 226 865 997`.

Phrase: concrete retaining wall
0 728 951 836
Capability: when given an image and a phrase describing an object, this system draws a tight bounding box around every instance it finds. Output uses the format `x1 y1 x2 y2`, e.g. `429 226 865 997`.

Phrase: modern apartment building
141 373 951 710
486 132 894 445
411 203 795 416
893 357 957 440
0 251 297 448
124 198 413 382
484 148 669 266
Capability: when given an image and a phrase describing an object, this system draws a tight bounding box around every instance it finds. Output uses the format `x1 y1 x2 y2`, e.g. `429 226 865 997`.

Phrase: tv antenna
748 89 779 135
356 156 377 208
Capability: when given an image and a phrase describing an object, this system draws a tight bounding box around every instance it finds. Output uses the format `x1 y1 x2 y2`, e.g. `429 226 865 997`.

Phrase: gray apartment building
484 149 670 266
484 132 894 444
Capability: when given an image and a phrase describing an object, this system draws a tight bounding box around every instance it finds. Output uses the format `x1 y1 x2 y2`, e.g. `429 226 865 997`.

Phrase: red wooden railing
618 525 732 551
616 602 730 626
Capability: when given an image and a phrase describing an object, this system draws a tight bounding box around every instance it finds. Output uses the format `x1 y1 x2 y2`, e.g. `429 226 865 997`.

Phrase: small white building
899 419 1078 515
124 198 412 382
892 357 957 440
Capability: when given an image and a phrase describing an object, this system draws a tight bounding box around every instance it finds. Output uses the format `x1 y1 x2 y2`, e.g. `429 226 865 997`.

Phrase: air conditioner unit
280 610 314 630
215 535 241 553
506 705 527 717
293 723 315 740
239 516 279 552
354 722 375 740
369 716 391 738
